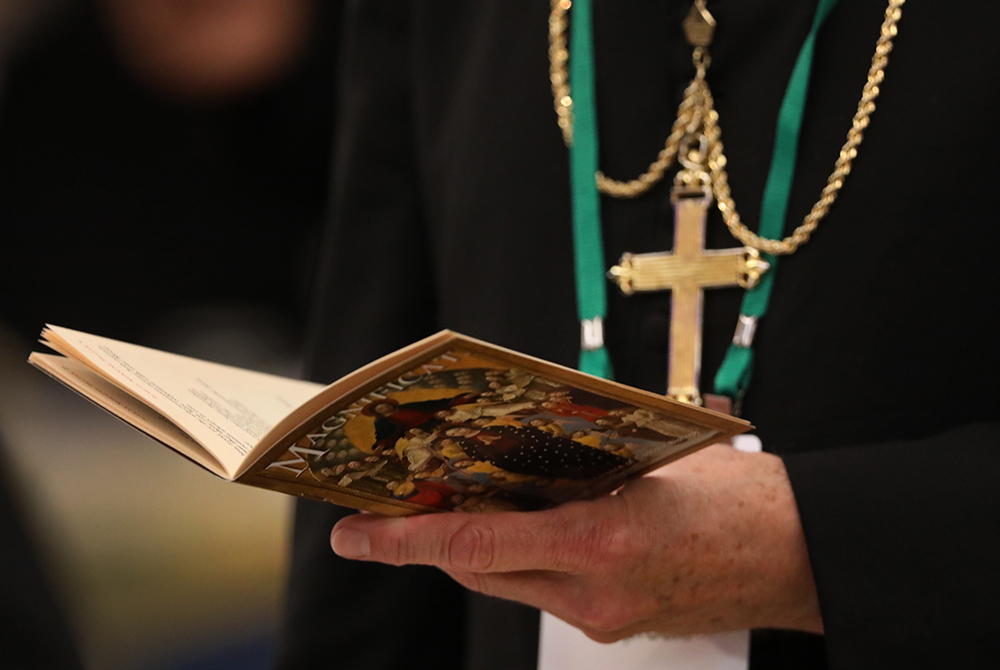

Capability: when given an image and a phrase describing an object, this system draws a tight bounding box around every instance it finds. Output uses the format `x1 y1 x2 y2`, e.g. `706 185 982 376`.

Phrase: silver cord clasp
580 317 605 352
732 314 758 348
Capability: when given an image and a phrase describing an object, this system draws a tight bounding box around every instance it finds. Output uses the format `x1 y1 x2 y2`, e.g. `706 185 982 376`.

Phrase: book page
30 354 227 475
42 326 324 476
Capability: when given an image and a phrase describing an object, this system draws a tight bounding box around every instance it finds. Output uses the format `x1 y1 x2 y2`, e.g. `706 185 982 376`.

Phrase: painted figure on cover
262 348 712 512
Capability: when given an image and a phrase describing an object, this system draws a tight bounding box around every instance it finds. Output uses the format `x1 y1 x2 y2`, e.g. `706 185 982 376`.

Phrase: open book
29 326 749 515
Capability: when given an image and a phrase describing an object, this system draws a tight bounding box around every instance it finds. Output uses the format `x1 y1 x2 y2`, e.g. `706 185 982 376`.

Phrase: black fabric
278 500 467 670
465 596 540 670
278 0 1000 668
782 424 1000 668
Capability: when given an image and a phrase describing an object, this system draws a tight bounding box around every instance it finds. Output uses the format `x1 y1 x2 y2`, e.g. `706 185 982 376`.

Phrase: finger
442 568 655 643
330 498 624 574
443 567 576 611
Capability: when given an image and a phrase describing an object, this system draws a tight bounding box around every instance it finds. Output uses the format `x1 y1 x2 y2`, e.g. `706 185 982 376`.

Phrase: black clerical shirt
278 1 1000 668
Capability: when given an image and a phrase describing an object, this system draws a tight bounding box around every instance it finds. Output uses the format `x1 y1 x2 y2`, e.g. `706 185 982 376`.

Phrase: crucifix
607 169 768 406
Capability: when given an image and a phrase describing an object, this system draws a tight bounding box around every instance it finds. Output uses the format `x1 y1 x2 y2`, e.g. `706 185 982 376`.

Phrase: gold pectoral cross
608 174 768 406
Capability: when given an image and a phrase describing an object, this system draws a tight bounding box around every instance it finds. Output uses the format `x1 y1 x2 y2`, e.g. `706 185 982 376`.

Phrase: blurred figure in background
0 0 341 668
98 0 315 104
0 0 338 350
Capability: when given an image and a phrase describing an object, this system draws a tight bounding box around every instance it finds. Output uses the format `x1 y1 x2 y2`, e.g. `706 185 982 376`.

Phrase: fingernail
332 528 370 558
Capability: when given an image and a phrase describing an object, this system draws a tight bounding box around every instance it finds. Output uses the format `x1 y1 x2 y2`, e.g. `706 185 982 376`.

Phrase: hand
330 445 823 641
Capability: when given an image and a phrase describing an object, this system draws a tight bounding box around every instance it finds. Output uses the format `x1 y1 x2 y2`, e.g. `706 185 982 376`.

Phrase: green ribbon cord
713 0 841 401
568 0 613 380
568 0 841 393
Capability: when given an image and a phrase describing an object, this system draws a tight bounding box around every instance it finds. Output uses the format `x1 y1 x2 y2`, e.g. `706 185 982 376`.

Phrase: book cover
243 334 747 514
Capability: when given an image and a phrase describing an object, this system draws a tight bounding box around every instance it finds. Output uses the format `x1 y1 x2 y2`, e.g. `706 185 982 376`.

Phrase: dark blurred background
0 0 341 667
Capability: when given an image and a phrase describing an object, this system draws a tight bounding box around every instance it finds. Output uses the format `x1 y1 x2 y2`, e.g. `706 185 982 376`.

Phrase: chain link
549 0 906 255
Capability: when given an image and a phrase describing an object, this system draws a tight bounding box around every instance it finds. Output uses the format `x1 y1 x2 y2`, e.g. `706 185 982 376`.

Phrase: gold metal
549 0 574 145
682 0 716 47
549 0 907 255
738 248 769 290
608 245 756 295
607 172 764 405
548 0 699 181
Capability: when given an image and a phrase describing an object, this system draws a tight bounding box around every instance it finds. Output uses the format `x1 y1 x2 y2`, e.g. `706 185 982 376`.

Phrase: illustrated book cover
28 326 750 515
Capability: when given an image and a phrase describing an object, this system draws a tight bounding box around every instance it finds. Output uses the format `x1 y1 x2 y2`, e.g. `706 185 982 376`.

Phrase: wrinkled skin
331 445 823 642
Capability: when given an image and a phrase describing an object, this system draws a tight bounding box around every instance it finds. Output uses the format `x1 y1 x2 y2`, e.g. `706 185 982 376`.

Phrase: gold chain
549 0 701 196
549 0 906 256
